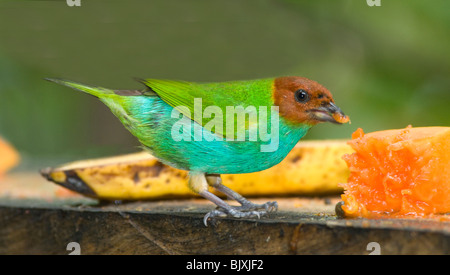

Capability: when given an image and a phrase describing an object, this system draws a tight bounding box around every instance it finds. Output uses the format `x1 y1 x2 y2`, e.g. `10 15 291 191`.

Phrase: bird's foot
194 173 279 226
234 201 278 213
203 208 268 226
203 201 278 226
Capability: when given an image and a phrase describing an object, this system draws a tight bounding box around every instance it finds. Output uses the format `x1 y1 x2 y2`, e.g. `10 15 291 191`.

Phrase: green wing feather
140 78 275 138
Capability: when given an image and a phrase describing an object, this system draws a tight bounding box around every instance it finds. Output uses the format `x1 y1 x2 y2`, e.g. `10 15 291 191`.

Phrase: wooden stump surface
0 173 449 255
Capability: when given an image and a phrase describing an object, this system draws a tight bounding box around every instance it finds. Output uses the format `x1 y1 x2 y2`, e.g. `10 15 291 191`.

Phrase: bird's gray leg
188 172 268 226
205 174 278 213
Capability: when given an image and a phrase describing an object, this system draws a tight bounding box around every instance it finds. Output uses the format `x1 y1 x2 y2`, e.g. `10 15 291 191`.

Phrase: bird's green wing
140 78 274 139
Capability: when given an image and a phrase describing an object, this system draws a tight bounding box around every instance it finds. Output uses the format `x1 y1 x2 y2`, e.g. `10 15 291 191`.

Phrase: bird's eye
294 89 310 103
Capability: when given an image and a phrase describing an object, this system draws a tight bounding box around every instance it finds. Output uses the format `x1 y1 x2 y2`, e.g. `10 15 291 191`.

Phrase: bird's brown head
273 76 350 126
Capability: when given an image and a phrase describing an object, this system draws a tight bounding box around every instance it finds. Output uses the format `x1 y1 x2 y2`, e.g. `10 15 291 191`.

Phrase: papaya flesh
340 126 450 219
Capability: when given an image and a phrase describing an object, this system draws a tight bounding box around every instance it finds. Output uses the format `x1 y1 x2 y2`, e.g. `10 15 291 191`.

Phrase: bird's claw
203 201 278 226
238 201 278 213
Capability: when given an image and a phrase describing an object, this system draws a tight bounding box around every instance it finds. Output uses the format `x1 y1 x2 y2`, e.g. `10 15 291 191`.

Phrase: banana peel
40 140 354 200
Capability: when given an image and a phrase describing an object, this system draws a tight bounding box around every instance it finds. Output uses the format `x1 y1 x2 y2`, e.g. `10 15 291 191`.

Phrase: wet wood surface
0 173 449 255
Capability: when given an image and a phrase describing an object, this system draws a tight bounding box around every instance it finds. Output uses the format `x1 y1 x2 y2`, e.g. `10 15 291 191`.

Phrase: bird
45 76 350 225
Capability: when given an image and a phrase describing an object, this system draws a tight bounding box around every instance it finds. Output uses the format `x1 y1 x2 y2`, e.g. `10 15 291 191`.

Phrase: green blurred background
0 0 449 168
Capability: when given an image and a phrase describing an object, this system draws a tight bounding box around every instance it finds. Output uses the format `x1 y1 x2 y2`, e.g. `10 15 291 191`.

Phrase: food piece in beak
332 111 350 124
310 102 350 124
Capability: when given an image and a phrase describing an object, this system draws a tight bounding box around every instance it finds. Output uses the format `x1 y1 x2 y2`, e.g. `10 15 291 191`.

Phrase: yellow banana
41 140 353 200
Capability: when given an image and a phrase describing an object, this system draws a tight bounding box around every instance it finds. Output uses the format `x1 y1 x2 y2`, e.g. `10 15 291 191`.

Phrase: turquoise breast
116 95 311 174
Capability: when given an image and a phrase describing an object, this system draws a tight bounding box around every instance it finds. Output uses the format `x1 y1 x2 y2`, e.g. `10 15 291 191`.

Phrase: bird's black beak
308 102 350 124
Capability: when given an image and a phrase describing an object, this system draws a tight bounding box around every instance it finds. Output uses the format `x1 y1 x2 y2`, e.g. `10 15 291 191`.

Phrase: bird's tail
45 78 115 98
